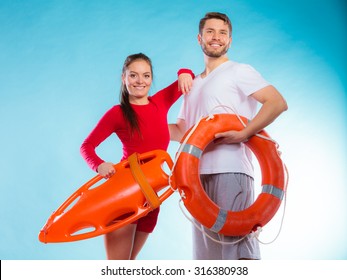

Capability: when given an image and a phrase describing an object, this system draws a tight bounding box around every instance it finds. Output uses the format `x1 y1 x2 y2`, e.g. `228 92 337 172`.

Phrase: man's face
198 18 232 58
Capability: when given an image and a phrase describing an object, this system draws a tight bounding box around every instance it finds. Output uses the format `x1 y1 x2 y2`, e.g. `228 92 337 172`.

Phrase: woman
80 53 193 259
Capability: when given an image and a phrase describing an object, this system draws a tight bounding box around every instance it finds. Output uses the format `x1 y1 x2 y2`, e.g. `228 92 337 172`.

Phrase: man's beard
201 42 229 58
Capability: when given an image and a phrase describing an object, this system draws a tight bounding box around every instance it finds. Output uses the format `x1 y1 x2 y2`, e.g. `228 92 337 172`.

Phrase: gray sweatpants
192 173 261 260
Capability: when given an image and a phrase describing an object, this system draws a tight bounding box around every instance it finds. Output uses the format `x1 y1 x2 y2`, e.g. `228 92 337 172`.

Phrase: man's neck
201 55 229 78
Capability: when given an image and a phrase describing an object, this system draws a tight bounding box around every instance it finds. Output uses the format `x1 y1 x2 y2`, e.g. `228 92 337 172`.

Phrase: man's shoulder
226 60 252 69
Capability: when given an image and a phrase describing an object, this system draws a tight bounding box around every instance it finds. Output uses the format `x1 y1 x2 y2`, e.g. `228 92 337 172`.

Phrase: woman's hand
178 73 193 94
97 162 116 179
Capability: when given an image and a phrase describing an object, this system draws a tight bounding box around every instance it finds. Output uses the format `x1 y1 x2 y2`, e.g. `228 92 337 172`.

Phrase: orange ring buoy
39 150 174 243
171 114 287 236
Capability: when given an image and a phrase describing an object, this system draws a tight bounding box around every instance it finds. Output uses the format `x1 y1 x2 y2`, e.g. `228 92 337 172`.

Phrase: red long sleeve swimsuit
80 72 193 233
80 80 183 172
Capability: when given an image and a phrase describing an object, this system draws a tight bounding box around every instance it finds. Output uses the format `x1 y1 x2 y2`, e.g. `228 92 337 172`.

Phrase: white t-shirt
178 60 270 177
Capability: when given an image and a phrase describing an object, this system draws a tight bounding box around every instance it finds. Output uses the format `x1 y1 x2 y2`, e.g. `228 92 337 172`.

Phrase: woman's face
122 59 152 105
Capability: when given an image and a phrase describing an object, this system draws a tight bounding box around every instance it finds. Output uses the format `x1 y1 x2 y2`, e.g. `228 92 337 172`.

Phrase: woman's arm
154 69 194 108
178 69 194 94
80 107 118 174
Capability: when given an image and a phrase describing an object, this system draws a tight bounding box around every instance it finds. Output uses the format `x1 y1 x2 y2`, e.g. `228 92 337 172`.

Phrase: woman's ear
121 73 126 85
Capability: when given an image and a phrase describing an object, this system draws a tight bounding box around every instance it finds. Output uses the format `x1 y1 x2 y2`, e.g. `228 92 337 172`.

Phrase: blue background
1 0 346 259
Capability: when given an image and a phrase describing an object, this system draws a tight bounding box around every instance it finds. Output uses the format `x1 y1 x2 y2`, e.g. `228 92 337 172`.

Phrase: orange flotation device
170 113 287 236
39 150 173 243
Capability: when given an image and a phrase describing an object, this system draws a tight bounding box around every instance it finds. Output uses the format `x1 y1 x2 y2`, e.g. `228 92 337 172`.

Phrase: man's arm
169 118 186 142
214 85 288 144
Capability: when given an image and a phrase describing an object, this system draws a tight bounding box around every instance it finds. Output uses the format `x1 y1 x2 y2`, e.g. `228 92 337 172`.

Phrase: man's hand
214 130 249 144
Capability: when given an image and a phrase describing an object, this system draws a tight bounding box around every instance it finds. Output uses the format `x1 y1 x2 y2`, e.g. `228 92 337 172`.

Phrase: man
170 12 288 260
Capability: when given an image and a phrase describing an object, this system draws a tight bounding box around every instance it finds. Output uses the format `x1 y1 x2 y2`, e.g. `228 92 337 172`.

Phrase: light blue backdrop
1 0 346 260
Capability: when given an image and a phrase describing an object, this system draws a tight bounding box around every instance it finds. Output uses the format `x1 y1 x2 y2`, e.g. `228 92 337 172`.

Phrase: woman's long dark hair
120 53 153 136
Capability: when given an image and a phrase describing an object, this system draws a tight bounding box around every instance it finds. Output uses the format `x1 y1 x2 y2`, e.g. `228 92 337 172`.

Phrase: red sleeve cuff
177 68 195 79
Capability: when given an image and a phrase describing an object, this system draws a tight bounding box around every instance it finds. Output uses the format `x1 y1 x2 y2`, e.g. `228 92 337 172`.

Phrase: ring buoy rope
170 113 287 236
